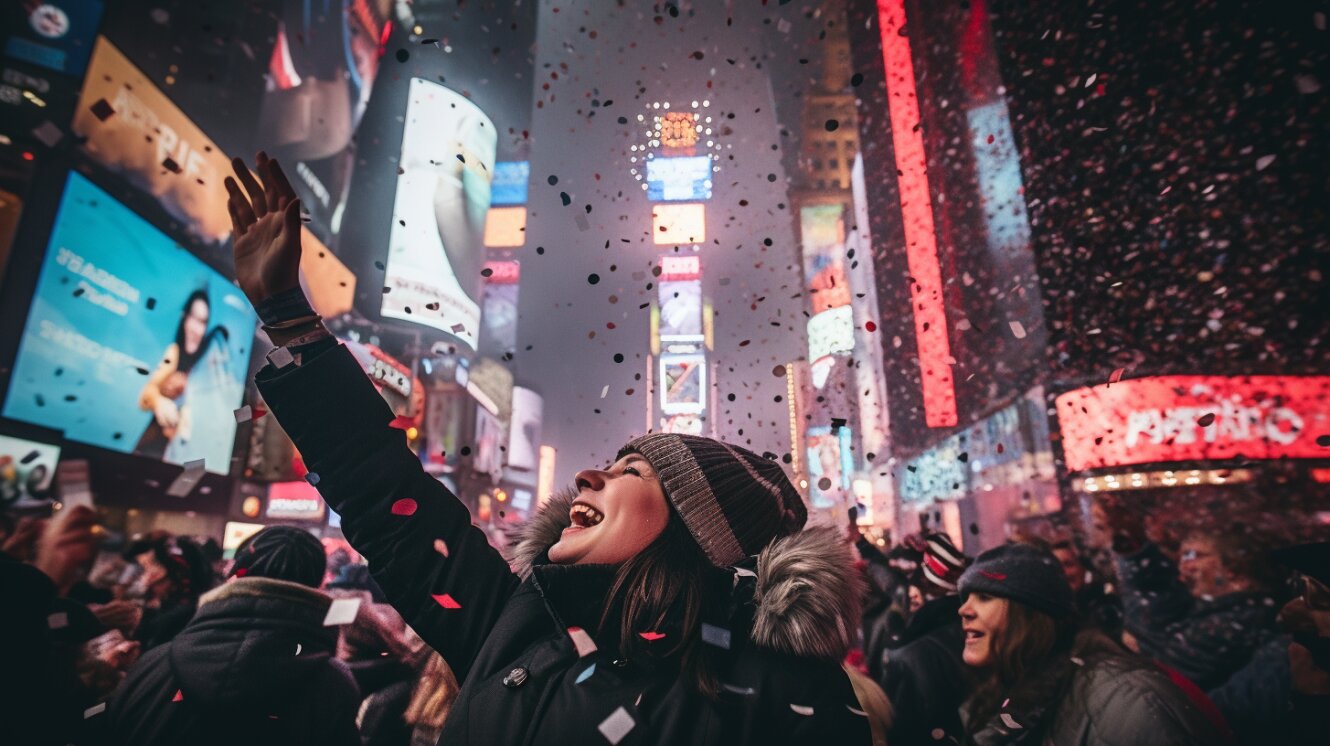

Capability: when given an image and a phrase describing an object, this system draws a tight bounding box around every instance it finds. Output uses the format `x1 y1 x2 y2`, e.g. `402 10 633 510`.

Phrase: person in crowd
98 525 361 746
337 598 416 746
1098 495 1282 694
1 504 103 745
1207 539 1330 743
127 533 213 650
223 151 875 744
1050 537 1123 638
849 510 912 682
878 532 974 745
957 542 1223 744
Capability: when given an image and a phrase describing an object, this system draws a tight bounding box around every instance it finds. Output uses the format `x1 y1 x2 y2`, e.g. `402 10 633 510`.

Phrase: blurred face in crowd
959 592 1009 668
547 454 670 566
908 584 925 614
135 551 172 601
1178 535 1239 598
1052 545 1086 593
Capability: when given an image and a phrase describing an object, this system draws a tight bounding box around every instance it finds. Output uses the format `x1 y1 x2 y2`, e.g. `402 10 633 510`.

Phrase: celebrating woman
223 153 874 744
956 542 1224 744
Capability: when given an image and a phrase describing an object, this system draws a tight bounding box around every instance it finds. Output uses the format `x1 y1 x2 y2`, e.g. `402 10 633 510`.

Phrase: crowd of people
4 487 1328 745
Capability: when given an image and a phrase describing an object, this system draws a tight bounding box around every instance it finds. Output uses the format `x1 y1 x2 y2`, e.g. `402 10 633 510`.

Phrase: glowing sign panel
652 203 706 245
659 255 701 281
807 306 855 361
491 161 530 206
658 111 700 150
660 353 706 414
647 156 713 201
1056 376 1330 472
659 280 702 338
807 425 854 509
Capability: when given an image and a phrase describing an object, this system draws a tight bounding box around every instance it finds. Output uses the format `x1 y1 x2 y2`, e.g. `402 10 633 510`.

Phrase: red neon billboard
1056 376 1330 472
877 0 957 428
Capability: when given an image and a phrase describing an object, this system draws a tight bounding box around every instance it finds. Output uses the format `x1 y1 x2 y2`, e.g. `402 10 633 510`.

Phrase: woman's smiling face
546 454 671 566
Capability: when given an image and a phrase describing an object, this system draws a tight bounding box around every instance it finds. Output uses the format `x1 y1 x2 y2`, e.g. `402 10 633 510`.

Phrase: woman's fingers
226 197 245 237
231 156 268 218
256 153 281 214
224 177 256 229
262 153 298 206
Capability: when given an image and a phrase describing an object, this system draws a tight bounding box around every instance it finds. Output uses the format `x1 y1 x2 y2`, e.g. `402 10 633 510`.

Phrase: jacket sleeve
1206 633 1290 740
255 343 519 682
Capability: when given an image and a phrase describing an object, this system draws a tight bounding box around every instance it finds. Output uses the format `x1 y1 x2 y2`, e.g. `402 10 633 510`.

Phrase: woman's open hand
225 152 302 307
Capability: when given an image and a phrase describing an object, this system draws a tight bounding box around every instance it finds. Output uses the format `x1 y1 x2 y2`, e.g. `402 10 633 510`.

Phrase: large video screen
3 172 256 475
381 79 496 350
647 156 713 202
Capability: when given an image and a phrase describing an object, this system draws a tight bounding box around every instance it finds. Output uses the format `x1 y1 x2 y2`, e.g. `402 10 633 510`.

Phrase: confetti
32 120 63 147
171 689 185 703
846 705 868 717
295 643 302 655
434 539 450 557
432 593 462 609
305 472 321 486
89 98 115 121
234 405 253 423
83 702 107 719
638 631 666 641
701 623 731 649
391 498 418 516
568 626 598 657
323 597 361 626
1000 713 1023 729
166 459 206 497
597 707 636 744
268 346 294 368
575 662 597 684
389 416 415 430
1008 320 1027 339
47 612 69 629
789 704 815 716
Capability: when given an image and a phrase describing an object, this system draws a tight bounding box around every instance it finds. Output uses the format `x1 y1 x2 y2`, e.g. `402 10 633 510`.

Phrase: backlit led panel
660 352 706 414
877 0 957 428
484 206 526 247
647 156 713 201
652 203 706 245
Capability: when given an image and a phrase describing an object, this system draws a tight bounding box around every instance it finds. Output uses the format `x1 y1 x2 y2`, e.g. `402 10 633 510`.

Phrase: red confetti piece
432 593 462 609
638 631 666 641
433 539 450 557
865 321 877 332
389 416 415 430
171 689 184 702
390 498 418 516
234 567 248 577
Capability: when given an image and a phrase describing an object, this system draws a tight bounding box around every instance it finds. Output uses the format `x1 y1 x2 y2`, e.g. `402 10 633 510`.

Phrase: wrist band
262 313 322 333
282 327 333 349
255 287 316 326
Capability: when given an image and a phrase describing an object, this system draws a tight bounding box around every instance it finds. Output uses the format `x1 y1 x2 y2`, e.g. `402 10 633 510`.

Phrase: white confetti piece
575 213 591 232
789 704 814 716
233 405 253 423
701 623 731 649
294 643 303 656
32 120 64 147
722 683 755 696
597 706 636 744
733 567 757 578
600 385 609 398
323 597 361 627
268 346 294 368
1070 656 1085 666
83 702 107 719
1000 713 1023 729
434 538 450 557
1255 154 1276 171
1008 320 1027 339
47 612 69 629
166 459 207 497
575 662 597 684
568 626 598 658
846 705 868 717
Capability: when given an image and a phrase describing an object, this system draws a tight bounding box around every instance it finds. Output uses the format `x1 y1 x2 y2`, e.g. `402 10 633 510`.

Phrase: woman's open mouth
964 629 985 645
568 501 606 528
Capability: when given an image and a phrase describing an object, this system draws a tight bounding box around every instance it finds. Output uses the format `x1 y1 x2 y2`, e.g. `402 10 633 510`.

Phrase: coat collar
508 487 862 661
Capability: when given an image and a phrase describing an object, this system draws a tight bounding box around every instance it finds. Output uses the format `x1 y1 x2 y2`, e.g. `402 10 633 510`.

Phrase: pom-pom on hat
618 433 807 568
917 532 971 594
959 542 1076 619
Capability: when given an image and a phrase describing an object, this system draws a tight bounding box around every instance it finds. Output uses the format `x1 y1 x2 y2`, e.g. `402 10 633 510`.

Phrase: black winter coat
99 576 361 746
879 595 972 745
256 343 873 745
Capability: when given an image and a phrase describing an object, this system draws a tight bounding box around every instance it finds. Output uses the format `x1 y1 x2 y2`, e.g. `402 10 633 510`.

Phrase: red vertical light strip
877 0 958 428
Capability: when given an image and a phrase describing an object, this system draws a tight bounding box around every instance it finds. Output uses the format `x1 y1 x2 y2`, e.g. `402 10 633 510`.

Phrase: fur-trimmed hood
508 488 863 661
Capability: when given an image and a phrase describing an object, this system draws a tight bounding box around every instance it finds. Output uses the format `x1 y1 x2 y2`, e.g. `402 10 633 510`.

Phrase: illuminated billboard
806 425 854 509
1056 376 1330 472
660 352 706 414
381 79 495 349
647 156 713 202
491 161 531 206
659 255 701 281
651 203 706 245
484 206 526 248
800 204 850 314
659 280 703 339
807 305 855 361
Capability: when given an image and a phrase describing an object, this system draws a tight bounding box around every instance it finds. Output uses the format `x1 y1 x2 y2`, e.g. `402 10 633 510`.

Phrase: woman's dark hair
597 510 723 699
965 597 1078 732
174 289 230 373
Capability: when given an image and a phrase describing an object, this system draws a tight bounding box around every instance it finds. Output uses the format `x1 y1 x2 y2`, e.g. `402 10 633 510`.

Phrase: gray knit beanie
958 542 1076 619
618 433 807 567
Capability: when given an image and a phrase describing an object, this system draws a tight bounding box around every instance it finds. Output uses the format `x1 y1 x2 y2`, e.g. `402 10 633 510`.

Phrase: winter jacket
99 576 361 746
347 657 415 746
255 342 873 745
1206 633 1295 745
1115 542 1280 690
962 632 1224 745
879 594 972 745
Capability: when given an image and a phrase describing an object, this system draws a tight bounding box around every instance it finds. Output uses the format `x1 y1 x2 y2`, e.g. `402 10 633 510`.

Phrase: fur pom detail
507 486 575 579
750 526 864 661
